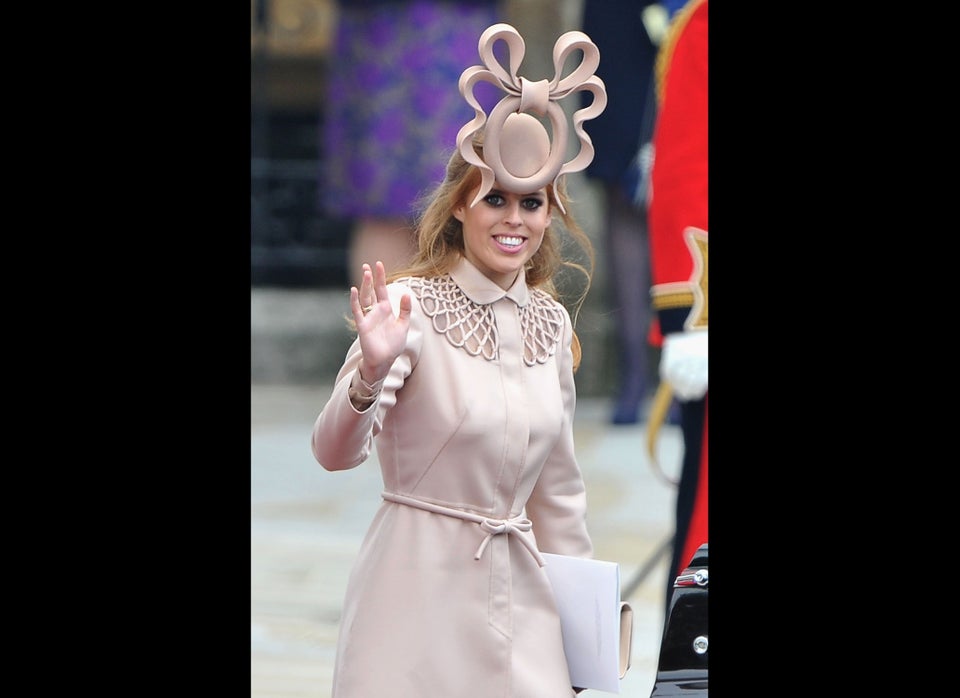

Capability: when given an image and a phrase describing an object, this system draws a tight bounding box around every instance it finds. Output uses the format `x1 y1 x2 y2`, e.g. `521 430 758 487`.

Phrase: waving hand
350 261 412 384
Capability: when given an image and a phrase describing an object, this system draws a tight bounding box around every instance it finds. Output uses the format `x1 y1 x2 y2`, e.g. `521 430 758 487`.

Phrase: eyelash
484 194 544 210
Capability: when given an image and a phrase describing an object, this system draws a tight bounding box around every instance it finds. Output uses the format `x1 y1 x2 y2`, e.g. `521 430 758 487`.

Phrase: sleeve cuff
347 371 385 411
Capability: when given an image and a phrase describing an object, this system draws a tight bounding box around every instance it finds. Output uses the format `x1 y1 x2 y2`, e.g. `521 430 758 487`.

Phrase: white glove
660 330 708 401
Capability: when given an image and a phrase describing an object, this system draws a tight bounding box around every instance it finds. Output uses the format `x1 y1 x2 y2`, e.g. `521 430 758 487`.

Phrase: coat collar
449 256 531 307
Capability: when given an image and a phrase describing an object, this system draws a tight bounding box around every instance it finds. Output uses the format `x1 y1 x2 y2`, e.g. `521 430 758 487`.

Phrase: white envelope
542 553 634 694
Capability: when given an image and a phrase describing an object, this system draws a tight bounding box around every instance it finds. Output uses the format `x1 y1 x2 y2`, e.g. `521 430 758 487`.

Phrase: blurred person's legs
321 1 499 292
605 184 653 425
347 216 417 289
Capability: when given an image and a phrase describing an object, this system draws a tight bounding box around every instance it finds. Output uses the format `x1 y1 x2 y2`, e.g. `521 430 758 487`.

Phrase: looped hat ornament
456 23 607 214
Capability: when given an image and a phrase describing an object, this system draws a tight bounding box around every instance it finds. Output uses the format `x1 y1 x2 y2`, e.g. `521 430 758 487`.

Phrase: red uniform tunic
647 0 709 590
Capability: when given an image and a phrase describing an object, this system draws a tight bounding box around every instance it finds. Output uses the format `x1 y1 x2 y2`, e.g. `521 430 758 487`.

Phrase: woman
312 23 606 696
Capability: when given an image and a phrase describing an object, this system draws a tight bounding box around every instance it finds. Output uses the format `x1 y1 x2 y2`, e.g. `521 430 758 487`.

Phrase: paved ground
251 383 684 697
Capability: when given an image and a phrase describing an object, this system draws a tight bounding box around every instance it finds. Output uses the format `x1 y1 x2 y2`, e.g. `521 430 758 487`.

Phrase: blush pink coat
312 256 593 697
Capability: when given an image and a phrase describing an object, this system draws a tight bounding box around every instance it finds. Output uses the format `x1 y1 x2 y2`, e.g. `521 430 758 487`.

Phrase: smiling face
453 184 553 290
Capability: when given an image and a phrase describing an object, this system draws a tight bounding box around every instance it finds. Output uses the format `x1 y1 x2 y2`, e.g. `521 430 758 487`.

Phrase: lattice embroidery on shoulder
519 290 565 366
400 275 499 360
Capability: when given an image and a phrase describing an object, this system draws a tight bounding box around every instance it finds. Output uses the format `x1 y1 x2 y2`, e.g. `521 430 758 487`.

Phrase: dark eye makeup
483 191 545 210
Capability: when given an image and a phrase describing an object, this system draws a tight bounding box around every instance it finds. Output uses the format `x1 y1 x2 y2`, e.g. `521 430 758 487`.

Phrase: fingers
373 260 389 302
357 261 389 315
397 292 412 318
353 262 376 317
358 263 373 304
349 285 365 321
356 261 407 320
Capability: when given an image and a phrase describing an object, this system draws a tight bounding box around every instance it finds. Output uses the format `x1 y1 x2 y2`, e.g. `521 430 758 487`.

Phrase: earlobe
453 206 465 222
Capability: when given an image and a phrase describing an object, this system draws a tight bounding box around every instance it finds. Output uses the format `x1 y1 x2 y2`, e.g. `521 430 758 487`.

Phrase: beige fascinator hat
456 23 607 214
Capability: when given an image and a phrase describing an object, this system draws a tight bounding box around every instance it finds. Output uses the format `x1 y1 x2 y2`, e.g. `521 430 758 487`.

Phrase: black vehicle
649 543 708 696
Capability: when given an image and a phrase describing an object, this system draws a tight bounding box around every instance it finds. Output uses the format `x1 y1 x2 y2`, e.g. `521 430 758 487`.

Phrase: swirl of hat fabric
456 23 607 213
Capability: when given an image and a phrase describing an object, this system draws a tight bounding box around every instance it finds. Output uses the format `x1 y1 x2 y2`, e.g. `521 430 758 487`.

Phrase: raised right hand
350 261 412 384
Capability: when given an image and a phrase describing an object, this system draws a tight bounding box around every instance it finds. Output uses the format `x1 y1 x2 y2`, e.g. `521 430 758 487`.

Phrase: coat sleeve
524 303 594 559
311 283 422 471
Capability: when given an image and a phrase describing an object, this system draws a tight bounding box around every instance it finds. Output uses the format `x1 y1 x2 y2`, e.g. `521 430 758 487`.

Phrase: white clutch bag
542 553 634 694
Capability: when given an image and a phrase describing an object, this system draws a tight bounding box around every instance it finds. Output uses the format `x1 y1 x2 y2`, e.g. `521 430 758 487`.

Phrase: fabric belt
381 491 545 566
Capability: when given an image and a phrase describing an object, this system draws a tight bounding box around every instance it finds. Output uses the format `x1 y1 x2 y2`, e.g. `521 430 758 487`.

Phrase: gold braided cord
651 288 695 311
686 230 708 329
645 381 679 487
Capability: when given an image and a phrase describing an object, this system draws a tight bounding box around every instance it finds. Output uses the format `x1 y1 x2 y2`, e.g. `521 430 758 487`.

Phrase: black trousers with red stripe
664 394 707 614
